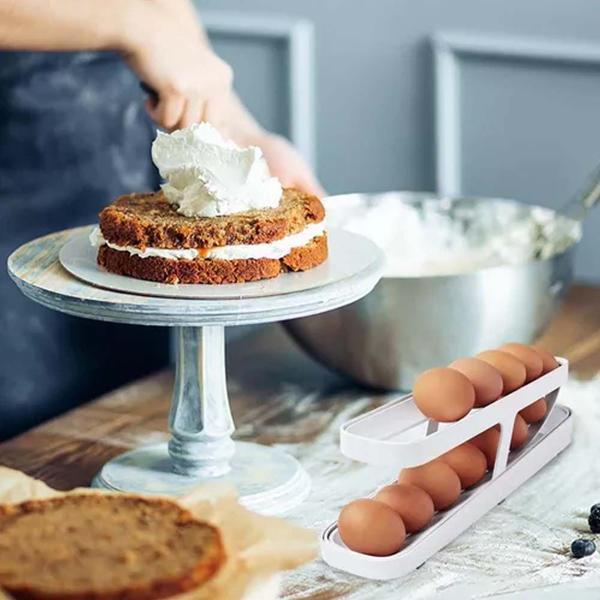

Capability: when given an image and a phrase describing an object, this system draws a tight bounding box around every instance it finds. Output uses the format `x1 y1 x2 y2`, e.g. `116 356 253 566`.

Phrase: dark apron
0 51 168 440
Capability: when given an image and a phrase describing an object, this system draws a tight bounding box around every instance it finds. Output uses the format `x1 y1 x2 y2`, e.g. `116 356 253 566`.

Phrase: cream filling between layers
90 222 326 261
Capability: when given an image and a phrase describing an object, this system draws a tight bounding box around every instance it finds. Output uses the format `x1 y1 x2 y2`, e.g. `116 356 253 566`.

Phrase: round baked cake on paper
0 494 224 600
91 123 328 285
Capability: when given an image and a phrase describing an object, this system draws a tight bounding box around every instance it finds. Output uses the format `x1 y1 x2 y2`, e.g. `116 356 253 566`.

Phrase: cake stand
7 226 384 515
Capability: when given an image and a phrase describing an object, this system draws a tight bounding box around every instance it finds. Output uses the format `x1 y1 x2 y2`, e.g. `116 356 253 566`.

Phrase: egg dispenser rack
321 357 573 580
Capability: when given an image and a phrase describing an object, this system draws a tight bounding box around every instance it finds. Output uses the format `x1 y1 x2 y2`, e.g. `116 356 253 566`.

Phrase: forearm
225 93 266 146
0 0 139 51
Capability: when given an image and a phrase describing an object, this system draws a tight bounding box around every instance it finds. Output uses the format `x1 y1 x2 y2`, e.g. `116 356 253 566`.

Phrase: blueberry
571 539 596 558
591 503 600 516
589 512 600 533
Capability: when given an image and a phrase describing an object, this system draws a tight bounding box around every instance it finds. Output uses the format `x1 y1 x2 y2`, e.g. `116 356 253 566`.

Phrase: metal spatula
560 163 600 222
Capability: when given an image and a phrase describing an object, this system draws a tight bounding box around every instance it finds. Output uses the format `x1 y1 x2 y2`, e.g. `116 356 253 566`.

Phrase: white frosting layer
151 123 282 218
89 227 198 260
90 222 325 261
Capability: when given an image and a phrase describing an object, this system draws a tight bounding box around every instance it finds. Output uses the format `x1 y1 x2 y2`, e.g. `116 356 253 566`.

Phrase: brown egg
413 368 475 422
438 443 488 488
470 427 500 469
534 346 559 373
374 484 434 533
448 358 503 407
520 398 547 423
509 414 529 449
398 461 462 510
476 350 527 394
338 499 406 556
499 343 543 382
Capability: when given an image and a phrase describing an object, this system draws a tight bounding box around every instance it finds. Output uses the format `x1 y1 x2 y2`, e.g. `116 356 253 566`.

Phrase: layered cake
91 124 327 284
0 494 224 600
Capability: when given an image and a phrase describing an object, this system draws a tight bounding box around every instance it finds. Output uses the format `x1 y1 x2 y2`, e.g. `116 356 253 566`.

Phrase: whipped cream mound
324 193 582 277
151 123 282 218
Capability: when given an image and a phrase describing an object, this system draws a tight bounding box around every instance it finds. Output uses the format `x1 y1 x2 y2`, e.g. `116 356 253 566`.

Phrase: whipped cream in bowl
324 192 582 277
151 122 282 218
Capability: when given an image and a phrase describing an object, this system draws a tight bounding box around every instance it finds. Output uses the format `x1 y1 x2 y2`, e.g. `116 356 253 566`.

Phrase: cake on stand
8 226 384 515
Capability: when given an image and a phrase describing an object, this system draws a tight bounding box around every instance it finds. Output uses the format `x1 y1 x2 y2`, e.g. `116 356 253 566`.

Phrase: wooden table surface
0 283 599 597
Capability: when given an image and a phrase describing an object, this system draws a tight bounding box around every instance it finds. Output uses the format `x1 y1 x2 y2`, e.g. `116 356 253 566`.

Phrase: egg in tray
321 344 572 579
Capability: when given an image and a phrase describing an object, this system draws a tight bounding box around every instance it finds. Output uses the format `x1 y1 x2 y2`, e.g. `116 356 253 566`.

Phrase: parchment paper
0 468 316 600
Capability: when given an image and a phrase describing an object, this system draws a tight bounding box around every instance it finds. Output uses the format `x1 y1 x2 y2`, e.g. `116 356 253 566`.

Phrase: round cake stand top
8 226 384 327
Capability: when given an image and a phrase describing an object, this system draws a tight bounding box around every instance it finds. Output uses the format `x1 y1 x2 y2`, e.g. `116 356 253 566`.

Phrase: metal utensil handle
139 81 159 106
561 161 600 221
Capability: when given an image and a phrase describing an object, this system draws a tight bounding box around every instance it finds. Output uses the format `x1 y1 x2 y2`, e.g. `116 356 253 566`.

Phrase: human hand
120 0 233 131
119 4 323 196
255 133 325 198
208 92 325 198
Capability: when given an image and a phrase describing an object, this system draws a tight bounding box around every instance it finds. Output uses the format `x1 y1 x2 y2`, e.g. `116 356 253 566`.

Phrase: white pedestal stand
8 227 383 514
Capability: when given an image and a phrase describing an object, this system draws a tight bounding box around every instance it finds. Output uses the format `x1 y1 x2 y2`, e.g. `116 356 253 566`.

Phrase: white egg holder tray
321 357 573 580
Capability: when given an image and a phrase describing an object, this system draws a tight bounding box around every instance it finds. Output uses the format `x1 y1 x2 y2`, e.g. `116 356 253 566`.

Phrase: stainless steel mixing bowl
284 192 578 390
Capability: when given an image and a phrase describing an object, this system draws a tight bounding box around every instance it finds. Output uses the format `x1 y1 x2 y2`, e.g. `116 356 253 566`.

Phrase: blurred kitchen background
200 0 600 282
1 0 599 440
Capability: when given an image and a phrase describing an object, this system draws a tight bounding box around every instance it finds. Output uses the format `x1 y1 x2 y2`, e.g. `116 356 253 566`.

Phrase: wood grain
536 284 600 378
0 284 598 597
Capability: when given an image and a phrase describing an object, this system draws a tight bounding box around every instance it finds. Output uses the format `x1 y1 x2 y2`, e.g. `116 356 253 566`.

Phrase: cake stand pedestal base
91 325 311 516
92 441 310 516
